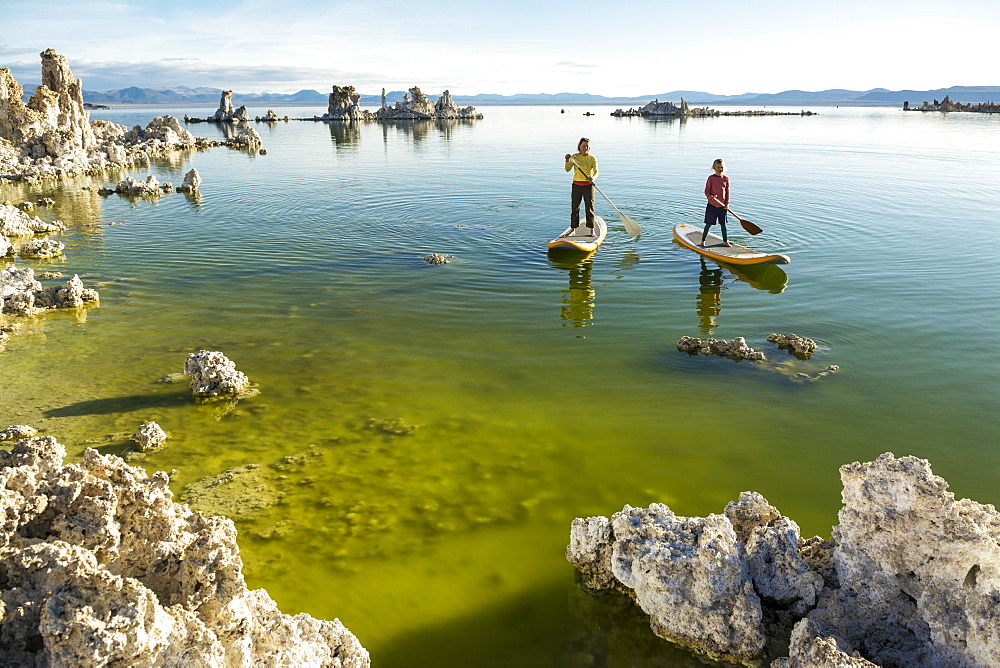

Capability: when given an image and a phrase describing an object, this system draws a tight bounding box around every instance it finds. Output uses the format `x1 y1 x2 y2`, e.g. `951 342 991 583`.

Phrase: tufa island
185 85 482 123
1 49 998 666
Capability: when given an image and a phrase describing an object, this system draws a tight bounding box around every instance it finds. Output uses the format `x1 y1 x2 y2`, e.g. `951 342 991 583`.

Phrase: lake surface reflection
2 105 998 666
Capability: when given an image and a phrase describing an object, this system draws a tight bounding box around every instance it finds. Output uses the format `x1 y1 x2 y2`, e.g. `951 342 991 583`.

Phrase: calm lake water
2 105 998 666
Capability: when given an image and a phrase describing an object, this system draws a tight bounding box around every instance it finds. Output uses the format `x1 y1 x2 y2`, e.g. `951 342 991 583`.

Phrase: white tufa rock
422 253 455 264
0 266 42 315
16 237 65 259
115 174 163 196
229 127 262 149
566 453 1000 666
677 335 766 361
1 51 216 183
323 85 373 121
130 421 168 451
176 167 202 192
0 436 370 666
184 350 251 398
375 86 483 120
768 332 818 358
0 203 66 236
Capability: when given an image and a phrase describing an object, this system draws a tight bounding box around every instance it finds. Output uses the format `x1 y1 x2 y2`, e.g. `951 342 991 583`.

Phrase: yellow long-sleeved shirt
565 153 598 182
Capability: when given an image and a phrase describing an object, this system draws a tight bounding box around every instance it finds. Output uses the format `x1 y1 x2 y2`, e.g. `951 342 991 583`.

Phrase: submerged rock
0 424 37 440
566 453 1000 666
422 253 454 264
0 436 370 666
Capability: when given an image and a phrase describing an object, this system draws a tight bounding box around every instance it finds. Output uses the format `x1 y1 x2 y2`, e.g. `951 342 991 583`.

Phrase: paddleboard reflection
549 257 597 331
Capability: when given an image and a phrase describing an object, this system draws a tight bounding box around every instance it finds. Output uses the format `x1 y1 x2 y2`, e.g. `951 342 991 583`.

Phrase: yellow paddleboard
548 216 607 254
672 223 790 266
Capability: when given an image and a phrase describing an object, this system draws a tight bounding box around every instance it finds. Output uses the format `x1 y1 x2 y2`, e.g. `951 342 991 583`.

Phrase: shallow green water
2 105 998 666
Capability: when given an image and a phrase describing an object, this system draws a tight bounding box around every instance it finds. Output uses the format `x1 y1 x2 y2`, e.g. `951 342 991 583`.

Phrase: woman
701 158 732 247
562 137 598 236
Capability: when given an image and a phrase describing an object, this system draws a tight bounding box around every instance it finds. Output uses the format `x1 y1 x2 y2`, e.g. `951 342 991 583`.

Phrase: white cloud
2 0 998 96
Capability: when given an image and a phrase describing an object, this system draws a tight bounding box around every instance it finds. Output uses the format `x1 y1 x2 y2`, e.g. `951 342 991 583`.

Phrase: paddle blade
620 212 642 238
739 218 763 235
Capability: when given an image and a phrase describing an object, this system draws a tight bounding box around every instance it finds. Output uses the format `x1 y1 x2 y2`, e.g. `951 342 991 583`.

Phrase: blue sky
2 0 997 95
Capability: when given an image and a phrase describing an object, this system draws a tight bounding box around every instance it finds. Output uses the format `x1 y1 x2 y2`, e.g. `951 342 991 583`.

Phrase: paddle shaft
710 197 762 235
569 157 641 238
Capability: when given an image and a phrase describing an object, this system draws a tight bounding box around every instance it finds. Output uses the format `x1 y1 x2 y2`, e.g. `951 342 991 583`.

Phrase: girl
702 158 732 247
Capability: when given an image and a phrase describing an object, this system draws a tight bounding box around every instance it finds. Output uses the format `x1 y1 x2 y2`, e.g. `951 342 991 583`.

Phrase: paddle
570 157 642 238
711 197 763 235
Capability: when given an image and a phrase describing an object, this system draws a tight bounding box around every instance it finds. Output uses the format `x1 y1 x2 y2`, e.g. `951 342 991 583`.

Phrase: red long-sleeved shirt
704 174 730 207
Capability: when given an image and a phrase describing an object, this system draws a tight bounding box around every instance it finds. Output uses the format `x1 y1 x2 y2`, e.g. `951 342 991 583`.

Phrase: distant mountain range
19 84 1000 107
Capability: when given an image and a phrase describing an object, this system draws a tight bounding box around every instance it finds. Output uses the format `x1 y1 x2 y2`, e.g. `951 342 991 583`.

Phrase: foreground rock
567 453 999 666
0 436 370 666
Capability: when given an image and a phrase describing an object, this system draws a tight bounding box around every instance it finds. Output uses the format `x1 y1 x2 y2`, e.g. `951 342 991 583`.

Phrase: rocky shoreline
2 49 370 665
0 436 370 666
567 452 999 666
1 50 262 185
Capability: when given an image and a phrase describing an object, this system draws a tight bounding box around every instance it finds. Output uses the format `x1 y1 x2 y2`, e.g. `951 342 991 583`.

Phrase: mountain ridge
21 85 999 107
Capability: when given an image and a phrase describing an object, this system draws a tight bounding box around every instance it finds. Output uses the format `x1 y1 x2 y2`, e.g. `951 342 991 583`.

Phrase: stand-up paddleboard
548 216 607 254
672 223 790 266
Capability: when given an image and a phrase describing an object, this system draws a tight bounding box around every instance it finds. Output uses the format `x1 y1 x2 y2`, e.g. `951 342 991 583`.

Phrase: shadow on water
720 261 788 294
375 576 735 668
44 391 188 418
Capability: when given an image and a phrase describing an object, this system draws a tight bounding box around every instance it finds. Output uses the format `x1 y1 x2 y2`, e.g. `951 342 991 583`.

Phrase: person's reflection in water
558 259 597 332
696 257 724 335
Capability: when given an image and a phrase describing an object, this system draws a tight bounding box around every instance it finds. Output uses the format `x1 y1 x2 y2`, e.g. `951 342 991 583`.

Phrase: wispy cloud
6 55 395 94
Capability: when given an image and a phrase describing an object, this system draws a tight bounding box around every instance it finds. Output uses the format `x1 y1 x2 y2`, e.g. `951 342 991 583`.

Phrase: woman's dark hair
578 137 590 150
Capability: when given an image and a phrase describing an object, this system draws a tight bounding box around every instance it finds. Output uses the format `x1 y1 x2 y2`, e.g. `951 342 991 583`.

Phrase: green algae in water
2 106 998 666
